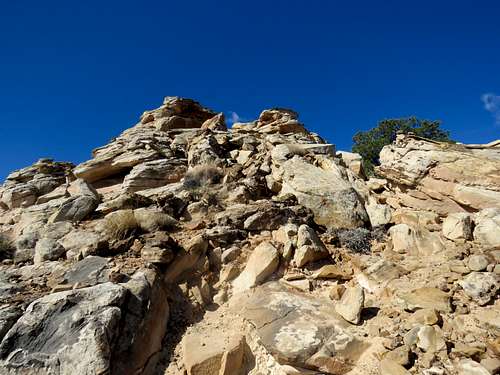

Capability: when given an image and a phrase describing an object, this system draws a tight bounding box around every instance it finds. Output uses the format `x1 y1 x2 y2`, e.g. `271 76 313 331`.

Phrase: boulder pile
0 97 499 375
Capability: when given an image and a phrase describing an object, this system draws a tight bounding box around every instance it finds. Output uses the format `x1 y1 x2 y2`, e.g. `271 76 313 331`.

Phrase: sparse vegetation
352 117 451 175
332 226 388 254
134 208 178 232
103 210 139 240
183 164 223 190
0 234 15 260
335 228 372 254
102 208 179 240
370 225 388 243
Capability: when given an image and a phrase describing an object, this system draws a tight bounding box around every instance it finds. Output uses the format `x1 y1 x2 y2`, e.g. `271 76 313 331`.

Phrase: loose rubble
0 96 499 375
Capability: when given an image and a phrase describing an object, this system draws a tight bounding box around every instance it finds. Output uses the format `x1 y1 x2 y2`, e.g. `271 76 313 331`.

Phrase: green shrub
352 117 451 175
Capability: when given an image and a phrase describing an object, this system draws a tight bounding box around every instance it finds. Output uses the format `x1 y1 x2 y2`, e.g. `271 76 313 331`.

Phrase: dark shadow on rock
243 338 256 374
152 284 207 374
360 306 380 321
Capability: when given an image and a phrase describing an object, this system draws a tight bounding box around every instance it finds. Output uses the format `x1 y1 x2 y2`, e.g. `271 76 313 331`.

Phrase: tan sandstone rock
400 287 452 313
377 134 500 215
474 208 500 249
335 284 365 324
279 157 369 229
442 212 473 241
232 242 280 292
379 358 410 375
182 332 246 375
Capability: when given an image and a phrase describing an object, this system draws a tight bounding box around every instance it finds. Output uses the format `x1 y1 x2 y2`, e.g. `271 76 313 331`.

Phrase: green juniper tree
352 117 451 176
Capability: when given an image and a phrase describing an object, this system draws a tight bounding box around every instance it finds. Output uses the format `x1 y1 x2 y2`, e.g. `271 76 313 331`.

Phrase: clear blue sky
1 1 500 180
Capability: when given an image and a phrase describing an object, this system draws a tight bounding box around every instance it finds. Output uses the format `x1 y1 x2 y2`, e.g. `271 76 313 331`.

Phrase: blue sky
1 1 500 180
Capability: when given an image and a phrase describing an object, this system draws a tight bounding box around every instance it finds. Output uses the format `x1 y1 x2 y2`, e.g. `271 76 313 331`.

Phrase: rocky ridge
0 97 499 375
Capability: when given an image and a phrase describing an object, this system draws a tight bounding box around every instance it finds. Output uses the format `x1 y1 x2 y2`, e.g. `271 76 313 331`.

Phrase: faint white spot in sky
481 93 500 125
227 111 244 125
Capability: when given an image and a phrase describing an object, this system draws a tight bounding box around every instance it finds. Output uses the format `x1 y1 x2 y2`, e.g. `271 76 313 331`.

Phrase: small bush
103 210 138 240
370 225 388 242
0 234 15 260
134 208 178 232
183 165 223 190
335 228 372 254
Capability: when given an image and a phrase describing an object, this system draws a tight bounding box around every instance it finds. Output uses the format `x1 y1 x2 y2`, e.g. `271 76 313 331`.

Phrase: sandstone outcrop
0 159 73 209
0 97 499 375
377 134 500 215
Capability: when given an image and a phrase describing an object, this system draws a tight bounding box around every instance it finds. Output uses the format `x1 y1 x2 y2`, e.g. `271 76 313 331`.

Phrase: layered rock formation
0 97 499 375
377 134 500 215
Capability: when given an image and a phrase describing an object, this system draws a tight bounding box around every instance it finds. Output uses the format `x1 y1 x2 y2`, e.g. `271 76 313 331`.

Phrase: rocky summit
0 96 499 375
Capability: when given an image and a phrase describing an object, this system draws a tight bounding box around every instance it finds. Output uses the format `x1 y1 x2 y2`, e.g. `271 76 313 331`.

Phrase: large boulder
456 359 492 375
293 224 329 267
49 195 99 223
365 197 392 227
458 272 499 306
388 224 444 255
399 287 452 313
112 271 170 375
473 208 500 249
201 112 227 131
164 234 208 283
0 270 169 375
335 284 365 325
232 282 368 374
278 157 369 229
182 332 246 375
62 256 110 287
0 282 127 374
442 212 473 241
337 151 364 177
121 159 187 193
59 229 104 260
33 238 66 264
47 179 100 223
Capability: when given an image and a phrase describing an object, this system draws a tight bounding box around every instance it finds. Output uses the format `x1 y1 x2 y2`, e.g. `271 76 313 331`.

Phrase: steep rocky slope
0 97 499 375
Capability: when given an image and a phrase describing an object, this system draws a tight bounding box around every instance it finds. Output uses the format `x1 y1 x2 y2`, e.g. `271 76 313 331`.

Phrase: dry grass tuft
103 210 138 240
183 164 223 190
134 208 178 232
